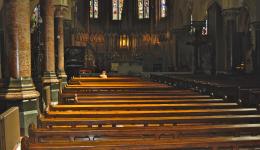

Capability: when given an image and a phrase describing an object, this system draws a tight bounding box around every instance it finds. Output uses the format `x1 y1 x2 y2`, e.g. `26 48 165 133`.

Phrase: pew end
21 136 30 150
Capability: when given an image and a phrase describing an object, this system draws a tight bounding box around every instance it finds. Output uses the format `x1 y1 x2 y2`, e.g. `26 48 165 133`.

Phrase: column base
58 71 67 87
0 77 40 136
42 72 59 106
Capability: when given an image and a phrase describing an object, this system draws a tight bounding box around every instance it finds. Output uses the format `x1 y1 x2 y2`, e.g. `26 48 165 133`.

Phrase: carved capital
55 5 68 18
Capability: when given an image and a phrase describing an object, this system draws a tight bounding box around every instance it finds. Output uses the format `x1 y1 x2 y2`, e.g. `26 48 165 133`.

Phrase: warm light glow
120 35 129 48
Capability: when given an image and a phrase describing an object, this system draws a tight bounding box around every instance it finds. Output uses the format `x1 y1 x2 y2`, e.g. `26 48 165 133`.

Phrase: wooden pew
71 95 212 100
70 97 215 105
62 94 213 104
28 123 260 143
39 114 260 128
62 90 200 97
49 103 240 111
153 75 240 101
153 74 260 104
61 89 198 96
62 89 198 98
63 86 176 93
74 98 224 105
68 81 167 86
70 77 143 82
239 88 260 106
22 135 260 150
45 108 257 118
63 80 174 94
24 76 260 150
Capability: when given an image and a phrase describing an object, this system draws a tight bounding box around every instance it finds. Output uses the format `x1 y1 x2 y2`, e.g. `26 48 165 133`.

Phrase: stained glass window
31 5 42 33
113 0 124 20
138 0 149 19
160 0 167 18
202 19 208 36
90 0 98 19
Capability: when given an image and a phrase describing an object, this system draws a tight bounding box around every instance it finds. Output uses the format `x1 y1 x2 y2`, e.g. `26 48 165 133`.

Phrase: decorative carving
71 32 105 47
142 33 160 45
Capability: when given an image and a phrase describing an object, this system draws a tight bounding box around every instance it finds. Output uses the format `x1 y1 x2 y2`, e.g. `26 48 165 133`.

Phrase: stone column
191 21 205 74
222 8 239 72
172 27 192 71
41 0 59 105
0 0 40 136
55 6 67 86
252 22 260 74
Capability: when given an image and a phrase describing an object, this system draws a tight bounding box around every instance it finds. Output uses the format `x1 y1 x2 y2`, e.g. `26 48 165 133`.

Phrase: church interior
1 0 260 149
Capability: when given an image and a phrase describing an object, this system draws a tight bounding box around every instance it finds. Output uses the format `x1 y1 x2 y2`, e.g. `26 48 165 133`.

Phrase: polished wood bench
61 89 197 96
49 103 240 111
66 81 171 87
45 108 257 118
70 77 143 82
68 81 166 85
153 74 260 103
22 135 260 150
39 114 260 128
69 95 213 100
63 86 177 93
62 94 214 104
28 123 260 143
62 89 195 98
27 76 260 150
73 98 224 105
61 90 200 97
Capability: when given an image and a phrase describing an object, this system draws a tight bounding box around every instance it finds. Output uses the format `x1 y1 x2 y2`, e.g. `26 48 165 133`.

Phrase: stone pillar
191 21 205 74
208 2 224 75
172 27 193 72
55 6 68 86
252 22 260 74
222 8 239 72
0 0 40 136
41 0 59 105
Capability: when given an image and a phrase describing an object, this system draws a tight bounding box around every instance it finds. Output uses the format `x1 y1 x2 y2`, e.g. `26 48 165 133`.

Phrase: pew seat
22 135 260 150
29 124 260 143
39 114 260 128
